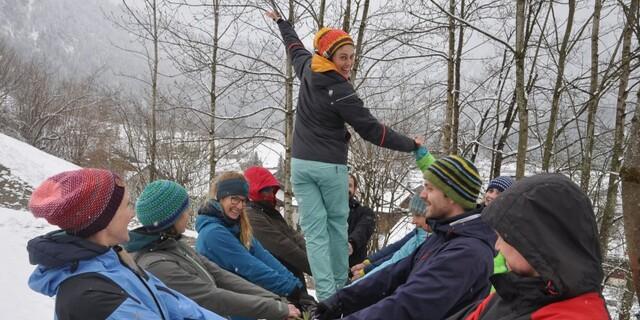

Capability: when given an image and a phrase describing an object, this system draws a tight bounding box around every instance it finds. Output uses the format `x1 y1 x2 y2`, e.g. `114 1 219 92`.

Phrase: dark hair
348 173 358 190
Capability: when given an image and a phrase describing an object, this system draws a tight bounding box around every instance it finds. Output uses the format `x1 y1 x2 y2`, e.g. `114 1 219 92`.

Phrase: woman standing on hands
266 10 422 300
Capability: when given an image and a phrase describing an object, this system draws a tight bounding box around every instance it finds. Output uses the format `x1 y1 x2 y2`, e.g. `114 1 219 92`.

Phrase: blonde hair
210 171 253 249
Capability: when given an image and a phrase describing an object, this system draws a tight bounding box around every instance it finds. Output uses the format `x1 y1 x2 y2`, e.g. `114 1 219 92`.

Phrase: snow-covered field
0 207 56 319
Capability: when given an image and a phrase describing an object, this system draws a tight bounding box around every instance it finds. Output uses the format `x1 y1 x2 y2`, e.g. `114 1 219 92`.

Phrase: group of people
25 8 612 320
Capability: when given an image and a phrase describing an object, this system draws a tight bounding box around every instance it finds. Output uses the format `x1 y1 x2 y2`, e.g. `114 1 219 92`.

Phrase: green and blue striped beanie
424 155 481 210
136 180 189 232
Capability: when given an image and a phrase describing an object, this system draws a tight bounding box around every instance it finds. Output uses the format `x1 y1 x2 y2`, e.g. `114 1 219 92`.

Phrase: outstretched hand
266 10 281 22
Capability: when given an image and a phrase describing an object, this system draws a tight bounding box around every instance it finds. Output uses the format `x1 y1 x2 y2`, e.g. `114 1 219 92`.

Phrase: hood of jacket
124 227 182 253
27 230 118 296
428 206 497 251
244 166 280 202
483 173 603 299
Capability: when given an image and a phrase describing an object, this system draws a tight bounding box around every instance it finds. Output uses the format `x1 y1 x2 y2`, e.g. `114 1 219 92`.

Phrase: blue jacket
27 230 224 320
196 200 301 296
359 228 428 281
326 208 496 320
364 228 417 273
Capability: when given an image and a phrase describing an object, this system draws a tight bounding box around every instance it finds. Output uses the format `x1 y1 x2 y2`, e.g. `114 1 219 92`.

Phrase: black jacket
276 20 417 164
347 197 376 267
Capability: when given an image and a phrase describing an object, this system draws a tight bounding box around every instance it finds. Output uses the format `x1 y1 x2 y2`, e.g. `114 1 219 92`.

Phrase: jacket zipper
178 243 216 284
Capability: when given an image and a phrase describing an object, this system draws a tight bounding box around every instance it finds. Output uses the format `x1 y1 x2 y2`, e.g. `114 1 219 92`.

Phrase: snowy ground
0 207 56 319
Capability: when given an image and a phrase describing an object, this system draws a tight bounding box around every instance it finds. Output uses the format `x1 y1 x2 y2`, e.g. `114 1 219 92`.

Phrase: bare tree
599 0 637 254
580 0 603 191
515 0 528 179
541 0 576 171
621 87 640 300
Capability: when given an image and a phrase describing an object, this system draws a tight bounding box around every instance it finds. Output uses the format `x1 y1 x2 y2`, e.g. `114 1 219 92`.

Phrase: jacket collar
198 199 239 227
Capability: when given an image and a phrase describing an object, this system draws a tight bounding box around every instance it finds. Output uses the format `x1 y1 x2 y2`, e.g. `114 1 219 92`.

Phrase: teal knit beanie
136 180 189 232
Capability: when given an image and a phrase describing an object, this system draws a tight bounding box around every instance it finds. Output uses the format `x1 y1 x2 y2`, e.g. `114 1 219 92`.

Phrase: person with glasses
126 180 300 320
195 171 308 312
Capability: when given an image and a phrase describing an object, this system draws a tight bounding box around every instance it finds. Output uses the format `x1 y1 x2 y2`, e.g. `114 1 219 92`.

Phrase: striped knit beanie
487 176 514 193
409 192 427 216
136 180 189 232
314 27 354 59
29 168 124 237
424 155 482 210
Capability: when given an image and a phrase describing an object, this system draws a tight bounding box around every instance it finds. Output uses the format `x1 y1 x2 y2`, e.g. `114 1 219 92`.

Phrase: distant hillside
0 0 144 87
0 133 79 210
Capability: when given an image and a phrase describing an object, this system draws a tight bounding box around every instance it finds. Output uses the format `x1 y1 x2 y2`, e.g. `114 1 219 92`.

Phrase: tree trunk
580 0 602 192
318 0 326 28
600 0 636 253
621 85 640 300
515 0 528 179
617 274 636 320
350 0 370 82
541 0 575 171
343 0 352 33
452 0 465 155
208 0 220 183
150 0 159 181
443 0 456 154
284 0 295 227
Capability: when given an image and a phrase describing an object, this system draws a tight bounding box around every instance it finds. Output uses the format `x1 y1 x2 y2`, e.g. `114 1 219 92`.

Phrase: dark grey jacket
125 230 289 320
276 20 417 164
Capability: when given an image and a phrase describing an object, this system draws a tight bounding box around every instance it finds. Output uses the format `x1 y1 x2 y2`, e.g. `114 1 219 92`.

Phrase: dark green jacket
125 229 289 320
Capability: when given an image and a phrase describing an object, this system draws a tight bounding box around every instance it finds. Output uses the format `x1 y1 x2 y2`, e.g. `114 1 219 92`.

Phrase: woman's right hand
350 262 365 273
287 304 301 319
266 11 281 22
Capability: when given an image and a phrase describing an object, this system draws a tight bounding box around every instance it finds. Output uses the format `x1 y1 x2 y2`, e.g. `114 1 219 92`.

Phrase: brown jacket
247 202 311 276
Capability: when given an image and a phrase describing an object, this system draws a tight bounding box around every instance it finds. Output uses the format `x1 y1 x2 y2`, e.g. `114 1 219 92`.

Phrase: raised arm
266 11 312 80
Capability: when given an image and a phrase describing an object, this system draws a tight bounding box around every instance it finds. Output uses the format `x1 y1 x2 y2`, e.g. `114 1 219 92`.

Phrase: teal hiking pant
291 158 349 301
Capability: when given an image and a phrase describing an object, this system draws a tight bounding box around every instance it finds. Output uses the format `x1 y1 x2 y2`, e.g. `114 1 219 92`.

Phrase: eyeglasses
229 196 247 206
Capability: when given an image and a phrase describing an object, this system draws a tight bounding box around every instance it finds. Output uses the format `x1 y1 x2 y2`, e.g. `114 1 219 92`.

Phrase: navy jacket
276 20 416 165
325 208 496 320
195 200 302 297
27 230 223 320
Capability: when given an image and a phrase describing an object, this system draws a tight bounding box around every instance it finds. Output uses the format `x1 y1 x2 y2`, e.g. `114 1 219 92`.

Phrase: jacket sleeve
329 251 415 315
140 254 289 320
348 206 376 254
360 231 427 280
146 273 226 320
331 82 416 152
197 225 300 296
55 272 150 320
250 212 312 274
365 230 416 271
341 240 493 320
276 19 312 80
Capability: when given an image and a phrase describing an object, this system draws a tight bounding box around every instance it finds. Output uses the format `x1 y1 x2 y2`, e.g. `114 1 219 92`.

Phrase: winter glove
312 298 342 320
415 145 436 173
298 290 318 313
287 285 304 304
